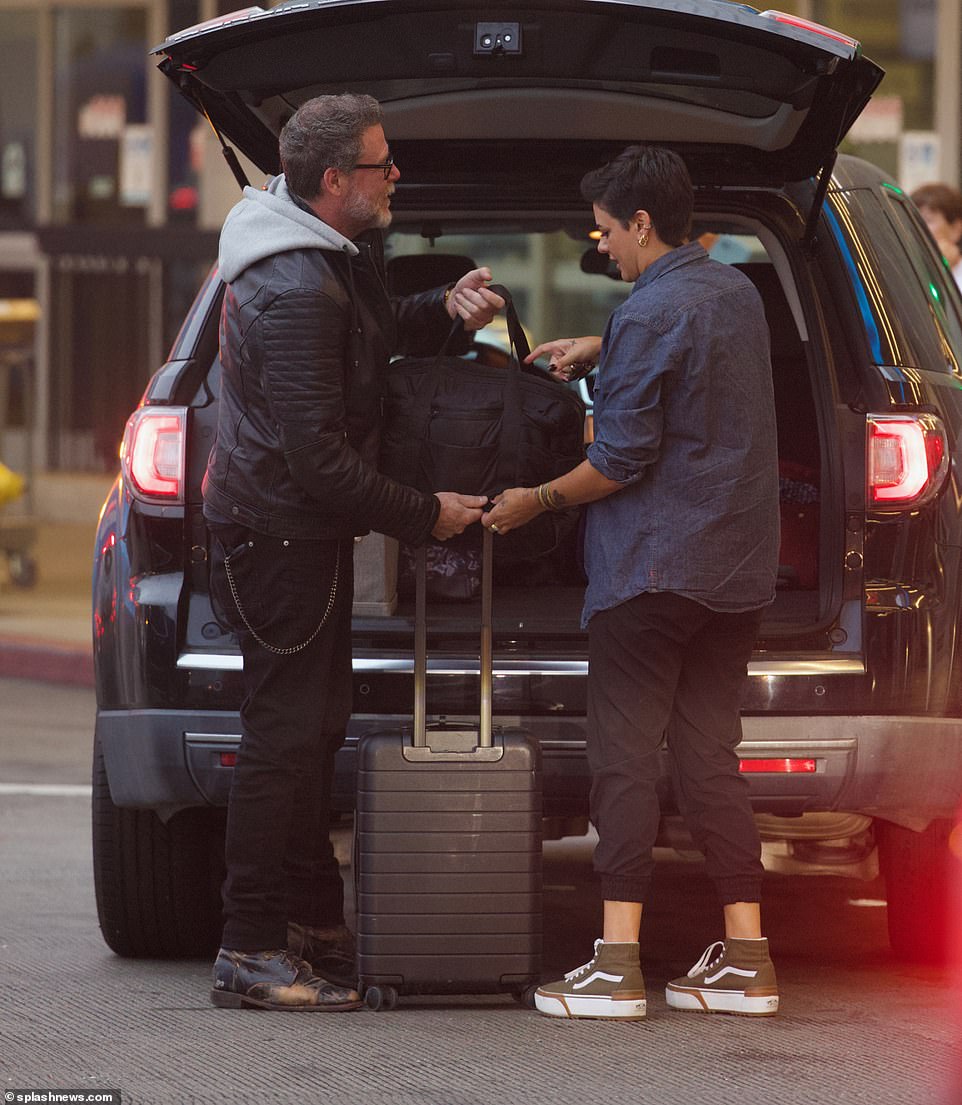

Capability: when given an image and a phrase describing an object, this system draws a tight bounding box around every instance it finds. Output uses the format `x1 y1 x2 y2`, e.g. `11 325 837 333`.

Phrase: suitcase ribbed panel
356 728 542 994
359 850 539 875
358 871 537 894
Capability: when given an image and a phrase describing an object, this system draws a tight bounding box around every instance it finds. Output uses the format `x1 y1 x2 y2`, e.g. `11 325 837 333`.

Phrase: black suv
92 0 962 964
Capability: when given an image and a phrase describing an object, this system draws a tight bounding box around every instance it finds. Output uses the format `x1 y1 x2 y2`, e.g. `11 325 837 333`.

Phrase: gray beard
346 191 392 231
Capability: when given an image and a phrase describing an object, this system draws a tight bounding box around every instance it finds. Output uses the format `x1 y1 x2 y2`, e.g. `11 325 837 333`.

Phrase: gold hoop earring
637 226 650 248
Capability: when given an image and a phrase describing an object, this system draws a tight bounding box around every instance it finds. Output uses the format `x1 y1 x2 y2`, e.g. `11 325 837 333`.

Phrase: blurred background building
0 0 959 495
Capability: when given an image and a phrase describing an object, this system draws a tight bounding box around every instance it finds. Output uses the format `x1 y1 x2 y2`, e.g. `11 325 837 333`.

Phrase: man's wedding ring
490 523 501 534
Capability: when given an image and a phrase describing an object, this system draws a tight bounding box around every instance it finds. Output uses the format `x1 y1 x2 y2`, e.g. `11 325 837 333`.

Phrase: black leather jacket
204 236 450 545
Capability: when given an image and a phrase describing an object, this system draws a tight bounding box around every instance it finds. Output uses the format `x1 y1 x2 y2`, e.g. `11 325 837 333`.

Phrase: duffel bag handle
486 283 531 364
439 282 532 368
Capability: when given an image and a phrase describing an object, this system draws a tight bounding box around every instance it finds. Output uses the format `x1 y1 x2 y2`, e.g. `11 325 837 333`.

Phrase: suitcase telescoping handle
411 526 496 754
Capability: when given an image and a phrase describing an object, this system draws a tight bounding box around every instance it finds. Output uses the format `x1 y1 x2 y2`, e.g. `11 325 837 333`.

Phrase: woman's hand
481 487 543 536
525 336 602 381
447 267 505 331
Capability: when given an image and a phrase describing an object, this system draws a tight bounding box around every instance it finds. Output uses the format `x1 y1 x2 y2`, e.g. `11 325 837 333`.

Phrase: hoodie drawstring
342 244 362 370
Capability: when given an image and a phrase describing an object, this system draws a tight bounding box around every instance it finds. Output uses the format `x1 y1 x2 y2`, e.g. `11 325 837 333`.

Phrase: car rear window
824 188 962 375
879 192 962 376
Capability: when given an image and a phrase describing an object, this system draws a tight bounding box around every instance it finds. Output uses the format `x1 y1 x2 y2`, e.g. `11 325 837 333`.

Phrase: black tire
511 983 540 1008
876 817 954 964
92 735 225 958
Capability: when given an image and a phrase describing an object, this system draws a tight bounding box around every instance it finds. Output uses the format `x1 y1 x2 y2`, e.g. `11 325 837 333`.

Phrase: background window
52 7 148 225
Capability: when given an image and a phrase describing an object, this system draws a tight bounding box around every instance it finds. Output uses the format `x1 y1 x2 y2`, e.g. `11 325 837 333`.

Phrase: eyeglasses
352 157 395 180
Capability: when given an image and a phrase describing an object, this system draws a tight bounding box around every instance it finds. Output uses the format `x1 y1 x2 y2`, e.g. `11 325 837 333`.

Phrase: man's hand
526 336 602 381
432 492 488 540
446 267 505 331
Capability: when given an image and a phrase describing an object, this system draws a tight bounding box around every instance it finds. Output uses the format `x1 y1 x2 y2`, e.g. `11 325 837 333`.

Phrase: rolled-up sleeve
586 316 679 485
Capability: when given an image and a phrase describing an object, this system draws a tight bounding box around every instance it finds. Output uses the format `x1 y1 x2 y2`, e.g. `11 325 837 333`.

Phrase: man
205 93 502 1011
485 145 780 1020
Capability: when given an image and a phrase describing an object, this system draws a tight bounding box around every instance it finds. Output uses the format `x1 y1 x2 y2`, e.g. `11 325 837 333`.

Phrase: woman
483 145 780 1020
911 181 962 290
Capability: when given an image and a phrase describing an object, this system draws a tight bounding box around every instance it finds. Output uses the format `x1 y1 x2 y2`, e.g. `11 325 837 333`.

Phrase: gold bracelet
538 483 561 512
443 284 455 308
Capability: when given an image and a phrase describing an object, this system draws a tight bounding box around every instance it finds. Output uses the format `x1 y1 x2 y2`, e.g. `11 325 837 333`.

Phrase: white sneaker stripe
704 966 757 986
572 970 624 991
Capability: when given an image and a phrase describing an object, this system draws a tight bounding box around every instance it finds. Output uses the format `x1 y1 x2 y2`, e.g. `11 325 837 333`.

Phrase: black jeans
209 525 355 951
587 590 764 906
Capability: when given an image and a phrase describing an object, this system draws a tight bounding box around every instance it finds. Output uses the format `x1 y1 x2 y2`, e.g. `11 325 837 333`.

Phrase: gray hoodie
217 174 358 283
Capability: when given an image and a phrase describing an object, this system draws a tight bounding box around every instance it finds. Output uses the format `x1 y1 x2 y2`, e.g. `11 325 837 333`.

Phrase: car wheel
876 817 954 964
92 734 224 958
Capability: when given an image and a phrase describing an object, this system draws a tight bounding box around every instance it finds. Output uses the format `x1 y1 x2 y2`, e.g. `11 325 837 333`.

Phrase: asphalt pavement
2 751 960 1105
2 500 961 1104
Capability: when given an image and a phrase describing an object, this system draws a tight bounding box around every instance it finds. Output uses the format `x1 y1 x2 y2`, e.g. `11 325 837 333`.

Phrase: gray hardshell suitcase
355 528 543 1009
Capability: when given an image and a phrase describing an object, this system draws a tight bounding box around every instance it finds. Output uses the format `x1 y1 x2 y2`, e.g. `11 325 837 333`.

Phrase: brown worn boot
210 948 362 1011
287 922 357 989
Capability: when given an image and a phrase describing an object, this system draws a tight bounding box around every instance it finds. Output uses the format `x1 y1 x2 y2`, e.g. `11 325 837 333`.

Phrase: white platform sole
665 984 779 1016
534 990 647 1020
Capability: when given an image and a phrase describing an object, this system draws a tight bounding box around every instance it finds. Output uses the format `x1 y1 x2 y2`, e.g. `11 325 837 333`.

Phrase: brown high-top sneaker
534 939 647 1020
666 938 779 1016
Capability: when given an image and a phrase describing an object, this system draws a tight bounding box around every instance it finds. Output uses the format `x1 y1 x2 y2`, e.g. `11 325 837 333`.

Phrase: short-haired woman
484 144 780 1020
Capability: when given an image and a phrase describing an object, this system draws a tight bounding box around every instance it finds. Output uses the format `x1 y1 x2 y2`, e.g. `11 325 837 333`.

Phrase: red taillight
121 406 186 502
739 758 817 774
220 752 237 767
867 414 949 508
759 11 860 50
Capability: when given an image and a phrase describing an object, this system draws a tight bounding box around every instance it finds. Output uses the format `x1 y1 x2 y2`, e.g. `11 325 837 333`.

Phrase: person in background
205 92 502 1012
483 144 780 1020
911 181 962 289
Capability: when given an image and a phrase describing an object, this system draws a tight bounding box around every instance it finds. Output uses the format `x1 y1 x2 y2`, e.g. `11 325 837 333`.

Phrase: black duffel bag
379 285 586 565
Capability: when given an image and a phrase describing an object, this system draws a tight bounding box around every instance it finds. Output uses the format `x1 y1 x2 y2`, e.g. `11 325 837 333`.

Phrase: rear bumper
96 709 962 822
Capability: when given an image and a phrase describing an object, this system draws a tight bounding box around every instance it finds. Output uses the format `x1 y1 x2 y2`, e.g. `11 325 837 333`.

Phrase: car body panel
154 0 883 188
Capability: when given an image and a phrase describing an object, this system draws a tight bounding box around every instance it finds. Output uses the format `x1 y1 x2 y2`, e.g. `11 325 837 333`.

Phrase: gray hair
279 93 384 201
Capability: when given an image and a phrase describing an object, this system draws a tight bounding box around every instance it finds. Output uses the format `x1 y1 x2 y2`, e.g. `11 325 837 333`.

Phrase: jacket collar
633 241 708 292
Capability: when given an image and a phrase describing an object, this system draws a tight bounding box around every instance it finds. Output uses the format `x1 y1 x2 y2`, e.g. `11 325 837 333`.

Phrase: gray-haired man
206 94 503 1011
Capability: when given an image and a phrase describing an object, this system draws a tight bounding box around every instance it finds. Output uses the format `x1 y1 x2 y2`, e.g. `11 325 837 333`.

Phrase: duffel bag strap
436 283 532 366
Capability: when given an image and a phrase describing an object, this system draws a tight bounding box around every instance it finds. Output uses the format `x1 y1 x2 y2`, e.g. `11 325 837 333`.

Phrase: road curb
0 638 94 687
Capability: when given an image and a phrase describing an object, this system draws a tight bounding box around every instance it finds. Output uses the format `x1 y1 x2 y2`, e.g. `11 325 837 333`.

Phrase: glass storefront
817 0 937 180
0 11 38 227
52 7 149 225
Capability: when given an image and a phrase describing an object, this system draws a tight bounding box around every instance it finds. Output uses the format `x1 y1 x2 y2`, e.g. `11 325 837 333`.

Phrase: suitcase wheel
511 983 540 1009
363 984 399 1012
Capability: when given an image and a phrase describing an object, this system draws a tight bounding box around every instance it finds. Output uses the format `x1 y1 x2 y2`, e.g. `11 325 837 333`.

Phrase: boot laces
688 940 726 979
565 938 604 981
264 948 317 977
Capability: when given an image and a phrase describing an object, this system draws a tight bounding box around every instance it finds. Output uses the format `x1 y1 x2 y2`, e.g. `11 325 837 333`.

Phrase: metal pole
935 0 962 187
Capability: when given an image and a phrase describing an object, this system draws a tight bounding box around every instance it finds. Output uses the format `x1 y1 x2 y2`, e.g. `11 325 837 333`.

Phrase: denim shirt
582 242 779 627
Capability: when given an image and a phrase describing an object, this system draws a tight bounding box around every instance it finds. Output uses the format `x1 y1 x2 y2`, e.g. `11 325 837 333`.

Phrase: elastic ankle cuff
715 879 762 905
600 876 649 903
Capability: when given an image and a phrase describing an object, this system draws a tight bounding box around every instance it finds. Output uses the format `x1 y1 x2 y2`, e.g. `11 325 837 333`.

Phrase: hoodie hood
217 174 359 283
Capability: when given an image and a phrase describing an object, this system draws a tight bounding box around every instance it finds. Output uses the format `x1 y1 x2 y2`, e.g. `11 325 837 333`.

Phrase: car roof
155 0 884 188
